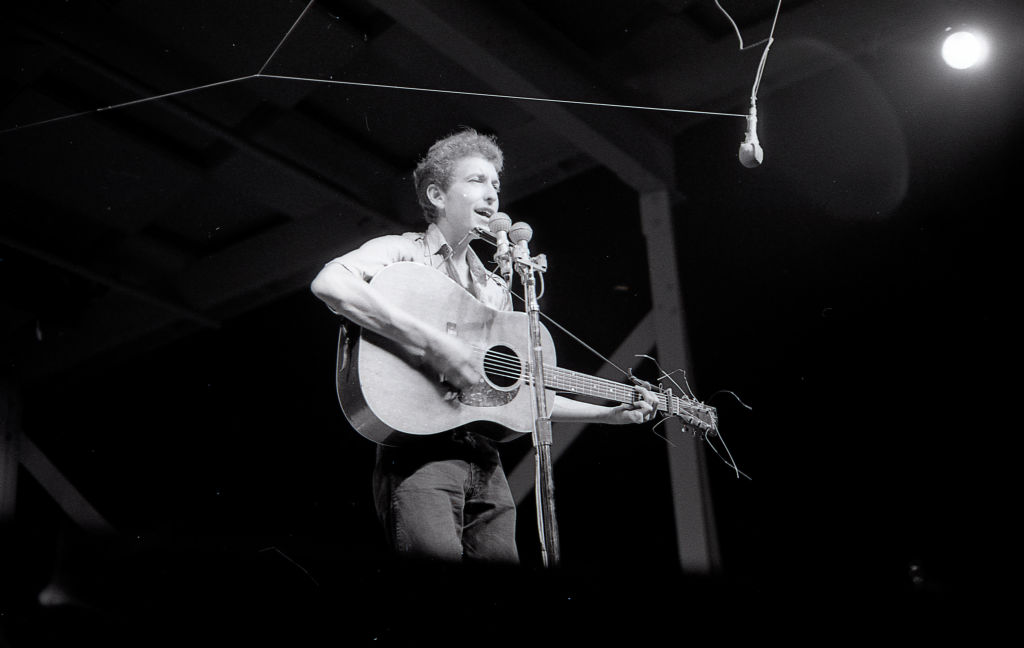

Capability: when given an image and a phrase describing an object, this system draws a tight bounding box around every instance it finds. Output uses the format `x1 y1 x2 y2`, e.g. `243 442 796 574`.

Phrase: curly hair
413 127 504 223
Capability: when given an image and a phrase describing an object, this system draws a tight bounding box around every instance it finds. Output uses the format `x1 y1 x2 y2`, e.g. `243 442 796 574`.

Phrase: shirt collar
424 222 451 261
424 222 493 286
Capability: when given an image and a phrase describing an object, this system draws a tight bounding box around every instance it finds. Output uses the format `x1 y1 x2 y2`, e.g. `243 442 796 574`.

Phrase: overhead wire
717 0 783 105
1 0 753 136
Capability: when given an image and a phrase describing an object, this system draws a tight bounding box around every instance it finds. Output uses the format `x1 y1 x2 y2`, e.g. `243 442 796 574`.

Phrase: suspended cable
0 0 755 136
258 73 747 118
258 0 317 75
0 75 257 135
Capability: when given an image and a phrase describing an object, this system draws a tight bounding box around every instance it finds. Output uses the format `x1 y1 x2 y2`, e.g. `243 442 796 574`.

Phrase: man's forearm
550 395 617 424
310 264 438 358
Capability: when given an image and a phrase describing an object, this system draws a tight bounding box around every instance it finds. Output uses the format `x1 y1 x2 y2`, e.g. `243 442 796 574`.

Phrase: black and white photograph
1 1 1018 644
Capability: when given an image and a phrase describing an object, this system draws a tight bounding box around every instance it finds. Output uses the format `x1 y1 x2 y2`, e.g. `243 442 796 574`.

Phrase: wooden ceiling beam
364 0 676 193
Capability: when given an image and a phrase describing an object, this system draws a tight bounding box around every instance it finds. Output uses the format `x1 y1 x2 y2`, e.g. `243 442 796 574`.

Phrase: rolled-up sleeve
325 234 421 283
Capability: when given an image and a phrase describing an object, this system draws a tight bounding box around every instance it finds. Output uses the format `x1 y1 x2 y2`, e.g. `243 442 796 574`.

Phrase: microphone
508 221 533 263
488 213 513 283
738 102 763 168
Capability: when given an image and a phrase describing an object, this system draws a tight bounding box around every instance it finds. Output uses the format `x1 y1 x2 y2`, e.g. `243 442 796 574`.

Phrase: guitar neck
543 366 717 434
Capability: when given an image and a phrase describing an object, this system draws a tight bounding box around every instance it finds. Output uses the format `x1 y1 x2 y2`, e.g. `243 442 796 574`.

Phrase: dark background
1 0 1018 644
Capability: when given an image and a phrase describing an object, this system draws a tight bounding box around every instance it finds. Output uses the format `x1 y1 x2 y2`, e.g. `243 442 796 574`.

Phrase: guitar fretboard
539 365 717 434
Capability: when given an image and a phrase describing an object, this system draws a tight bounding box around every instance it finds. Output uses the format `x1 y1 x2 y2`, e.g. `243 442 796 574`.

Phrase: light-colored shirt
326 223 512 312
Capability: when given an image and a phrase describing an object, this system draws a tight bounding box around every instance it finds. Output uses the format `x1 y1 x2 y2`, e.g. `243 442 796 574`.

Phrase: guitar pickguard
458 381 517 407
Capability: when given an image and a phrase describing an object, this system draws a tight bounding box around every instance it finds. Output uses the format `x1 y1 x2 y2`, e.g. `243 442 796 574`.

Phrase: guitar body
336 262 556 446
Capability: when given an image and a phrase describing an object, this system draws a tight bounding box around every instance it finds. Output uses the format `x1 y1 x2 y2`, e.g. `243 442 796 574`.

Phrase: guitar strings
478 345 706 406
477 347 632 395
703 426 750 480
479 356 629 396
476 353 719 437
477 348 716 428
479 365 715 433
477 346 653 395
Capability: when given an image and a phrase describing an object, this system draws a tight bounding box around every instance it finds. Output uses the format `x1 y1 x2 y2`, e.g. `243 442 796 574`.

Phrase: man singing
311 127 657 564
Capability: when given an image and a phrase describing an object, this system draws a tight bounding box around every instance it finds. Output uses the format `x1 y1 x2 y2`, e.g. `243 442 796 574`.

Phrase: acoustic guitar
335 262 717 446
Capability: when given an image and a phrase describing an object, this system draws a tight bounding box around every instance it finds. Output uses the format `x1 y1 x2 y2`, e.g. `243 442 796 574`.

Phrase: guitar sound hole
482 345 521 389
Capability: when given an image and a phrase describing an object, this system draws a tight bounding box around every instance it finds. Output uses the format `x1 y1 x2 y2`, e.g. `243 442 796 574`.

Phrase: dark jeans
372 430 519 564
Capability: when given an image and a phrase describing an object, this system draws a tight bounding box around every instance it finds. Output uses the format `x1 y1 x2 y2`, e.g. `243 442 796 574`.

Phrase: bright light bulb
942 31 989 69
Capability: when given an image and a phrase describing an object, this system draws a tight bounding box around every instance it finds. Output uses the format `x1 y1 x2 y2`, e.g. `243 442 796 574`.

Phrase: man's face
432 156 500 234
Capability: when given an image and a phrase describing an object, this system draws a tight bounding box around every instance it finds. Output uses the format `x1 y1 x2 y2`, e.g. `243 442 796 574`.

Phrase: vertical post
639 189 719 573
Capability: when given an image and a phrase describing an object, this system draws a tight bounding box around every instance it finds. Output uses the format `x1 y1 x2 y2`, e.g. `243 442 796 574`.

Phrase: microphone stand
510 229 560 568
476 224 560 567
524 268 560 567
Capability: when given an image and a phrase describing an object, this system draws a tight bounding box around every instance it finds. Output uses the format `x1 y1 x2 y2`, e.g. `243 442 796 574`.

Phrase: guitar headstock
676 399 718 439
628 372 718 440
659 386 719 440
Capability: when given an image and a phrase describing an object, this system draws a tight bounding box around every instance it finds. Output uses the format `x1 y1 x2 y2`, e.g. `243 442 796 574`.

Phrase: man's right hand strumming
423 332 480 392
